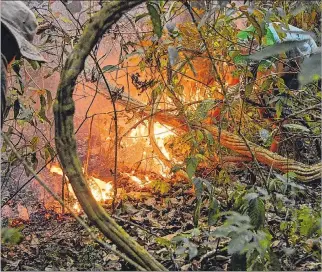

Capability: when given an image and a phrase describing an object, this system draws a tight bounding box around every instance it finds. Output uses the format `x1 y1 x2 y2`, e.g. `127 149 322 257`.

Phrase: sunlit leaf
60 16 73 24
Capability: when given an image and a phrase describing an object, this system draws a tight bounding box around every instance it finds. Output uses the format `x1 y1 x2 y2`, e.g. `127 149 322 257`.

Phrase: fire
124 172 144 187
49 121 175 213
153 122 175 161
50 165 64 177
88 177 113 202
50 165 113 211
127 121 175 159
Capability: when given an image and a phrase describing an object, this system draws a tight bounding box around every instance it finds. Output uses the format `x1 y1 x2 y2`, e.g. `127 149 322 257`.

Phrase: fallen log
154 112 322 182
100 82 322 183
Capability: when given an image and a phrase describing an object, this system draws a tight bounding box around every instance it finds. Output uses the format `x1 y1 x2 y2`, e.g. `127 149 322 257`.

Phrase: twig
112 215 158 237
84 115 94 177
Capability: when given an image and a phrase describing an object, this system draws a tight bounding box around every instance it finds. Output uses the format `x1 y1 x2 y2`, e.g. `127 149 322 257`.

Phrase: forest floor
1 173 320 271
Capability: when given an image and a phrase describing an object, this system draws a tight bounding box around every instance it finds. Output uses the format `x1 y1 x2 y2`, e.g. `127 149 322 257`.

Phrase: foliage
1 227 23 245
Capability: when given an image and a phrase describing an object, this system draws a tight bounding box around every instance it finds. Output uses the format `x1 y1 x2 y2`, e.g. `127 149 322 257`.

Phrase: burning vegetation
1 1 321 271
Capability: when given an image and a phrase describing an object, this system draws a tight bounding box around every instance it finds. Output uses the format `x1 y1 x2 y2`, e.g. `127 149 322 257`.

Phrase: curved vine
53 0 166 270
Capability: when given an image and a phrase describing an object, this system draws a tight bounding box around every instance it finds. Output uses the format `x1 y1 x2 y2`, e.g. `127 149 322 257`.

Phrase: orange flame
50 165 113 212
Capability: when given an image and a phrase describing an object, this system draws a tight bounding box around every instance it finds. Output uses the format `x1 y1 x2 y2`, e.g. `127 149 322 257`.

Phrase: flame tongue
153 122 175 161
50 165 113 211
50 166 64 177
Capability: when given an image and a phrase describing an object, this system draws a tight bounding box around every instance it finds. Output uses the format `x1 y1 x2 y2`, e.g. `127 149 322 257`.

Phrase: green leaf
1 227 23 244
31 152 38 171
147 2 162 38
30 136 39 151
46 89 53 113
192 177 204 200
28 59 40 70
168 46 179 66
298 52 321 87
155 237 171 247
204 130 214 146
188 244 198 260
275 100 283 119
44 142 55 163
263 28 275 46
227 232 252 254
237 25 256 40
247 197 265 230
135 12 149 22
195 130 204 143
186 157 198 179
183 53 197 77
60 16 73 24
13 99 20 119
195 99 217 121
175 246 186 255
38 94 51 124
208 196 219 226
282 123 310 132
193 199 202 227
244 192 259 201
170 164 182 173
101 65 120 73
248 40 308 61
